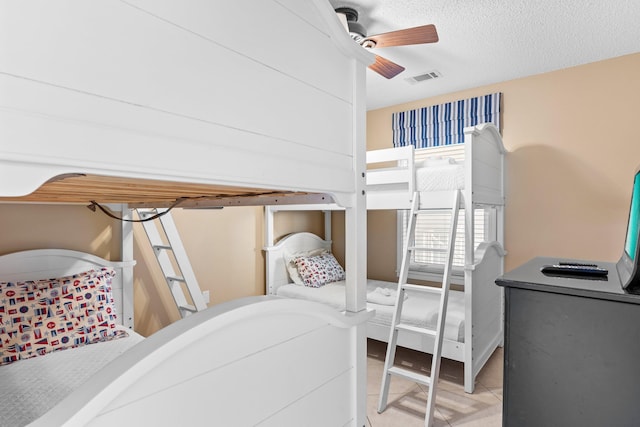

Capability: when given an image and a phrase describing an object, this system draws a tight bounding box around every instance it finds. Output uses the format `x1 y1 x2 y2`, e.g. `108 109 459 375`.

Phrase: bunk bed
264 122 506 393
0 1 373 426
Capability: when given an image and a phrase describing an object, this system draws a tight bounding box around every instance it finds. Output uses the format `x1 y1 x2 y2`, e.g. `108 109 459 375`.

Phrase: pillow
0 268 121 366
284 248 328 285
416 156 457 168
294 253 346 288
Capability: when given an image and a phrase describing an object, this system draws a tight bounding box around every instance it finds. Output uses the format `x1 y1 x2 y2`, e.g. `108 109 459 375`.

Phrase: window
398 208 486 284
396 145 488 284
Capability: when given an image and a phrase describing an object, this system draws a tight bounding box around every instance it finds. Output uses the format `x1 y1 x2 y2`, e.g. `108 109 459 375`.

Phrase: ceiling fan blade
365 24 438 48
369 54 405 79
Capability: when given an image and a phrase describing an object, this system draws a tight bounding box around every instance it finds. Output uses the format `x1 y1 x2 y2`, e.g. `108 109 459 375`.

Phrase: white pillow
284 248 328 285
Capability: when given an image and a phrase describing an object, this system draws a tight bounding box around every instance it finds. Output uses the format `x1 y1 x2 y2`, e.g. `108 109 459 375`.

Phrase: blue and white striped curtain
392 93 501 148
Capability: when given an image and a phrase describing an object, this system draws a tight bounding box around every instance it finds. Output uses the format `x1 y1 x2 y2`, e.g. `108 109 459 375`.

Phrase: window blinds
402 209 485 269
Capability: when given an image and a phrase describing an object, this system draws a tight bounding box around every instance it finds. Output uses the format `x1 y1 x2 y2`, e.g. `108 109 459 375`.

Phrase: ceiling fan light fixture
361 39 376 49
335 7 358 23
335 7 367 43
347 21 366 43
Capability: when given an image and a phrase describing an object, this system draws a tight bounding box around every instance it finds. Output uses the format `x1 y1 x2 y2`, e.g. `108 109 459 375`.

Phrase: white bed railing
365 145 416 210
28 296 372 427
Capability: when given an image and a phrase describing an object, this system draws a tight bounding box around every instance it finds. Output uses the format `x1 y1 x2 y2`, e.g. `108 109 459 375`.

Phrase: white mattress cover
415 163 465 192
0 326 144 427
276 279 465 342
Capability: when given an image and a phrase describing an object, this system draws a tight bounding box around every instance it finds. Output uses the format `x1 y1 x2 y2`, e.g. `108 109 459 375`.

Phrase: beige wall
366 52 640 276
0 204 121 258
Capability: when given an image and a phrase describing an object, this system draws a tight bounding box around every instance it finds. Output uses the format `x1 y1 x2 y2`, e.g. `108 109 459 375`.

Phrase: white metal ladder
377 190 460 427
136 208 208 318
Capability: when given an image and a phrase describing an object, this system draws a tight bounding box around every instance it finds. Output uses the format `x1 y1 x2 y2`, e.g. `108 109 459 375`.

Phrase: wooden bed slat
0 174 325 208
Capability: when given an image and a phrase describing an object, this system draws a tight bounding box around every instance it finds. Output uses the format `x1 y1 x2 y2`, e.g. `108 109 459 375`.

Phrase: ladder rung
178 304 197 313
414 209 454 215
402 283 442 294
153 244 173 251
137 209 158 218
387 366 432 386
167 276 186 283
409 246 448 253
414 208 437 214
396 323 436 337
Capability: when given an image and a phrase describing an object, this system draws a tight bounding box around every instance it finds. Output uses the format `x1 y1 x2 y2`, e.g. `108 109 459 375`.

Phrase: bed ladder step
409 246 449 253
152 244 173 251
177 303 197 314
378 190 460 427
402 283 442 294
395 323 437 337
136 208 208 319
387 366 432 386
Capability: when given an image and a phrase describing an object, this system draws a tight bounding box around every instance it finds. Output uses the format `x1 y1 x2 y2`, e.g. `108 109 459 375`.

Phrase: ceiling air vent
406 70 442 84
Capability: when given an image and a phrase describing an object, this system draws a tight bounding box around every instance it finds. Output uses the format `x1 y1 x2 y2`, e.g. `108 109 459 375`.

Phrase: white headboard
264 232 332 295
0 249 136 328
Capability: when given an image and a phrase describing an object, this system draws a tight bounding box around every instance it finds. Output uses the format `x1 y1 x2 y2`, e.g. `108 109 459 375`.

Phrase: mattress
276 279 465 342
415 163 465 192
0 326 144 427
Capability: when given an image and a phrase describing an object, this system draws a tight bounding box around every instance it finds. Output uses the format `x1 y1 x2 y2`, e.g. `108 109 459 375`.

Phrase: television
617 168 640 292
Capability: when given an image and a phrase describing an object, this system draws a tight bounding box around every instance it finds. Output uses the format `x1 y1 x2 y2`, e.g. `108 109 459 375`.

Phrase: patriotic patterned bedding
0 268 124 366
0 257 143 427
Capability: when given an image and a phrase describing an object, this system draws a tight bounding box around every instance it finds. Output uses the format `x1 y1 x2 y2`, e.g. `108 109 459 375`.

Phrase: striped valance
392 93 501 148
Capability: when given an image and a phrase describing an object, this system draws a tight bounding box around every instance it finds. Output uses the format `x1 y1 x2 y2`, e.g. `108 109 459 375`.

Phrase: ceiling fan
335 7 439 79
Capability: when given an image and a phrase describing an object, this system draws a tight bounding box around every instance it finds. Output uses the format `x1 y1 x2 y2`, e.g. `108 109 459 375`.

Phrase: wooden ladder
377 190 460 427
136 208 208 318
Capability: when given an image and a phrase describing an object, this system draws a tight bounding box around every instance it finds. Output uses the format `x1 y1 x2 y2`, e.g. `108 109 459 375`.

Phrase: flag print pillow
0 268 121 365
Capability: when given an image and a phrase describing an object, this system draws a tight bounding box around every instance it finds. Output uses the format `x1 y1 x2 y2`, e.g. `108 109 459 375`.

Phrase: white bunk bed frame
0 249 371 426
265 123 506 393
0 1 374 426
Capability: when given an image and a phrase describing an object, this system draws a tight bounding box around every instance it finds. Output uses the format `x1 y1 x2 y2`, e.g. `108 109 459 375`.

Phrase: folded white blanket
276 280 466 342
366 287 408 306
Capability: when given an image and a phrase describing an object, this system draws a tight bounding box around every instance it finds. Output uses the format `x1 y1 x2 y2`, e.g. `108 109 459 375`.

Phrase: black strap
88 199 185 222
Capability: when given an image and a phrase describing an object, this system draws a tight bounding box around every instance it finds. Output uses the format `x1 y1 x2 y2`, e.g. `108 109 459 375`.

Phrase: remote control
558 262 598 268
541 264 608 277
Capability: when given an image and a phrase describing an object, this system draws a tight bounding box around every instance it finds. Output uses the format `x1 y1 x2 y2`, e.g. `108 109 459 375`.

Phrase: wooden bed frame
265 123 506 393
0 1 373 425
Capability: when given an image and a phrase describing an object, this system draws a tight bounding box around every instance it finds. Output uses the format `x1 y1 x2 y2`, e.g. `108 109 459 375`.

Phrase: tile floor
366 339 503 427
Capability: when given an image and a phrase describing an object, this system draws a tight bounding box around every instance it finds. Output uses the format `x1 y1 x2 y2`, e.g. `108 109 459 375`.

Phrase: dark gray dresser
495 257 640 427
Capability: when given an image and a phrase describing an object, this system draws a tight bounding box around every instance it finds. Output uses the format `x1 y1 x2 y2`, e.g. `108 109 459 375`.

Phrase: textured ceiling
328 0 640 110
